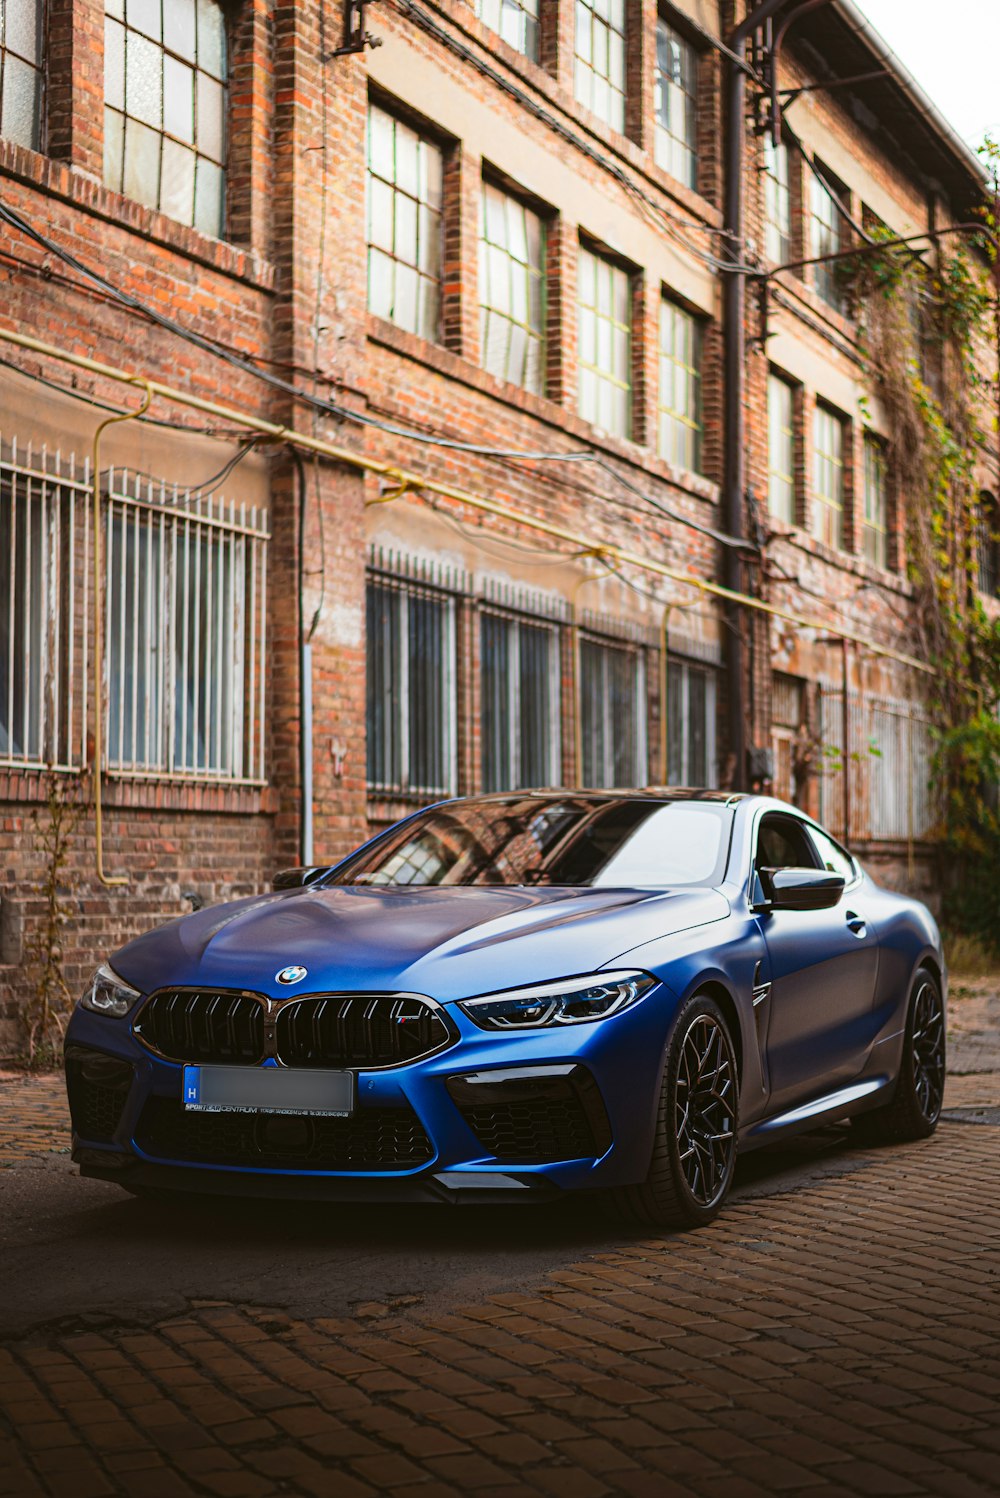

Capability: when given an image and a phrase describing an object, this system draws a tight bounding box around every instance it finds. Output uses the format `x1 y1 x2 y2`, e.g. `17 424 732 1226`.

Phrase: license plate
182 1065 355 1118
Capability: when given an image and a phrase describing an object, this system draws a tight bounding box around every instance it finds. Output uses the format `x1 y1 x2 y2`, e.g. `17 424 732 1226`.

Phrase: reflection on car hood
111 883 730 1002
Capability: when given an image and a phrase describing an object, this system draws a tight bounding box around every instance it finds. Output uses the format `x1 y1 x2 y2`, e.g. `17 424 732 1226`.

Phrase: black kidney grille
134 1095 433 1171
134 990 264 1065
275 994 453 1068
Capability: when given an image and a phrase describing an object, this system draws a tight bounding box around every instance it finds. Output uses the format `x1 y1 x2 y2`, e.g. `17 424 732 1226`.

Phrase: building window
105 471 267 779
658 298 702 473
767 372 796 523
475 0 538 60
479 182 546 395
481 612 559 791
771 672 805 806
579 636 646 787
574 0 625 134
367 102 443 342
667 659 716 787
810 163 847 310
367 574 456 797
1 0 45 150
103 0 228 238
763 135 790 264
578 245 631 437
976 492 999 597
654 20 697 189
812 405 845 550
863 437 888 568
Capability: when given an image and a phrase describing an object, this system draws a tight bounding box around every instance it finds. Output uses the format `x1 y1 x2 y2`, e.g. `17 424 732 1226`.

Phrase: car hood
112 883 730 1003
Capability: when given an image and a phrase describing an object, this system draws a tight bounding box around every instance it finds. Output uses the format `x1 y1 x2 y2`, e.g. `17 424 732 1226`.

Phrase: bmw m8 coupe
65 791 946 1227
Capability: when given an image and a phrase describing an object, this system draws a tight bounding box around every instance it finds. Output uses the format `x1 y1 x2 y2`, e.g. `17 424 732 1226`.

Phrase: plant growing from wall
844 153 1000 947
22 772 87 1066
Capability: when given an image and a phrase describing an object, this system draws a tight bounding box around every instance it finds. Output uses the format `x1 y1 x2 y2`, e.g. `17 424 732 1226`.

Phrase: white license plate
182 1065 355 1118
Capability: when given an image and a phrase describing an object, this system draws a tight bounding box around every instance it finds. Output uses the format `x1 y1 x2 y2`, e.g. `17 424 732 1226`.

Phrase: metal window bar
366 558 461 800
103 467 267 783
579 633 647 788
0 432 89 770
480 606 560 791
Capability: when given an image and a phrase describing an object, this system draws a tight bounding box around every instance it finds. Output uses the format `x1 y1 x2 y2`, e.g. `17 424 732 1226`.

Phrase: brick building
0 0 996 1048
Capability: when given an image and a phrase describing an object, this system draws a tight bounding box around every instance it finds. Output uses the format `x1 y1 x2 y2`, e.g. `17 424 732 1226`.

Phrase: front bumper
64 984 677 1202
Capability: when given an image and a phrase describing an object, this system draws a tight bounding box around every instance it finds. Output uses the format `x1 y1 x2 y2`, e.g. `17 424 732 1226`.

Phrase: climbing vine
843 144 1000 947
22 772 87 1066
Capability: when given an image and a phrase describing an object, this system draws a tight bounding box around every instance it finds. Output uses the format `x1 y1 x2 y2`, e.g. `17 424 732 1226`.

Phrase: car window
755 814 819 872
807 826 856 883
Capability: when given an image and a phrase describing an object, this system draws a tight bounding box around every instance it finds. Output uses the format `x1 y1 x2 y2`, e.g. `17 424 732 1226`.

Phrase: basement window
479 181 546 396
577 244 631 438
0 0 45 150
654 19 697 190
103 0 228 237
367 102 443 343
476 0 539 61
658 297 702 474
480 610 560 791
574 0 625 134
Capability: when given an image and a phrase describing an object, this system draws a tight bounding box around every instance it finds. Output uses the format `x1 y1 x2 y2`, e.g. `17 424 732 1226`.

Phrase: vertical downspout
290 448 314 867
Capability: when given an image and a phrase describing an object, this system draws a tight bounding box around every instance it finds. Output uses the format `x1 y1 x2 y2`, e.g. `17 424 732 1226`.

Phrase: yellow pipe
91 378 152 886
0 325 936 678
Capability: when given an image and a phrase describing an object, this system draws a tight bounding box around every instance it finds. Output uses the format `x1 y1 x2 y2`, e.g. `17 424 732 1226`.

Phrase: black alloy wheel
853 965 945 1145
613 993 739 1229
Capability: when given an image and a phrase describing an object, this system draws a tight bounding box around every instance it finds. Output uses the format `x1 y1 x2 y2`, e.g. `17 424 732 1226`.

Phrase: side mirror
758 867 846 912
272 866 332 891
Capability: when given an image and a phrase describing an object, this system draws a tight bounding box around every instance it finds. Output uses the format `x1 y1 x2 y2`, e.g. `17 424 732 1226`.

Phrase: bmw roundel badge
276 965 308 985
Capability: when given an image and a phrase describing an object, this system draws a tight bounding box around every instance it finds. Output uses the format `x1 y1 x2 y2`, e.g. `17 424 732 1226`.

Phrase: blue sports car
65 791 946 1228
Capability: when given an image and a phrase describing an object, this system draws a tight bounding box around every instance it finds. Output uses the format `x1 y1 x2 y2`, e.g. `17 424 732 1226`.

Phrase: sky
854 0 1000 153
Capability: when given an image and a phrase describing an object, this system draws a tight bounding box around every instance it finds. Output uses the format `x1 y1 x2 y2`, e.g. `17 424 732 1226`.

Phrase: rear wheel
613 994 739 1229
853 966 945 1145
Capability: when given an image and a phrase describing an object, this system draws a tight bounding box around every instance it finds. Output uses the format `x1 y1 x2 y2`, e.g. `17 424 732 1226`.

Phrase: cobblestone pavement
1 979 998 1498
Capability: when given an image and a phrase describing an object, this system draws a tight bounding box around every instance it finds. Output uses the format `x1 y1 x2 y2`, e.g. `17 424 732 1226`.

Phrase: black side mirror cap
757 867 846 912
272 866 332 891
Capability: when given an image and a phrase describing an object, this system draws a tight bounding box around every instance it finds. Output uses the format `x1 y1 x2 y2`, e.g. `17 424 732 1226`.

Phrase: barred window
367 575 456 798
0 441 83 769
367 102 443 342
1 0 45 149
767 372 795 523
812 405 845 550
667 659 716 787
481 612 559 791
764 135 790 264
103 0 228 238
579 636 646 787
574 0 625 133
578 245 631 437
976 492 999 598
810 163 847 310
476 0 538 60
105 470 268 779
862 437 888 569
658 298 702 473
654 20 697 189
479 182 546 395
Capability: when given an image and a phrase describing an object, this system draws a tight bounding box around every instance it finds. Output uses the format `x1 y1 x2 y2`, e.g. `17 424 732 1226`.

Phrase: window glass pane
476 0 539 61
479 182 546 394
580 638 641 786
6 0 44 62
160 136 196 222
193 155 223 236
1 50 41 148
863 437 888 568
164 0 196 61
127 0 161 43
658 300 702 472
196 70 223 161
163 54 194 143
811 163 847 309
123 115 161 208
0 471 45 761
196 0 226 77
578 246 630 437
764 136 790 263
104 105 125 189
768 373 795 523
366 102 443 343
812 406 845 549
105 16 126 110
574 0 625 131
655 21 697 189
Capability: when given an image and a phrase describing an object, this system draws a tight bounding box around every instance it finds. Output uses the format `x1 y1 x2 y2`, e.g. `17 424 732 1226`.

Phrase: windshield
329 796 731 889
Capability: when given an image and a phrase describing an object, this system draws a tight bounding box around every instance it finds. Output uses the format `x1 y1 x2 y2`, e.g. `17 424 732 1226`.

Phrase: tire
613 993 739 1230
852 965 945 1146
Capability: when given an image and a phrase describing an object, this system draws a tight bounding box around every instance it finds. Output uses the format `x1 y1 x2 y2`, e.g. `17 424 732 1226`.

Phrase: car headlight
459 970 655 1030
80 964 142 1019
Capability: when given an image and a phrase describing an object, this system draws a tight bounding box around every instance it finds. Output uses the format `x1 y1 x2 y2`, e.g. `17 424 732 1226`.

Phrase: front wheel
613 994 739 1230
853 966 945 1145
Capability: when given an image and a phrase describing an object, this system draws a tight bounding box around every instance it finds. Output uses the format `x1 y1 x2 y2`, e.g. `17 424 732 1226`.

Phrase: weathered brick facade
0 0 995 1049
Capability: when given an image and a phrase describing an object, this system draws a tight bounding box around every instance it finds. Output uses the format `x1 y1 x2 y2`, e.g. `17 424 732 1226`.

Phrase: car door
754 812 879 1115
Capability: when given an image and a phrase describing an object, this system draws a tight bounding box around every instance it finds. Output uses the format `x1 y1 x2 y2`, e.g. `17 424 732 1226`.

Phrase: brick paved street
1 982 998 1498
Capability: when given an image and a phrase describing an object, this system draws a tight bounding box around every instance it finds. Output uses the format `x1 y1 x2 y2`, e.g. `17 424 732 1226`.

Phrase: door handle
845 911 867 937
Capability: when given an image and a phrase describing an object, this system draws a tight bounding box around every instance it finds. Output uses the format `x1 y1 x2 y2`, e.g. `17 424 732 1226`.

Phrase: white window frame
577 244 632 438
1 0 46 150
812 405 845 550
366 101 444 343
767 372 796 523
862 436 888 569
480 610 561 791
574 0 626 133
764 135 790 264
810 163 847 310
475 0 539 60
654 19 697 189
479 181 547 396
658 297 703 473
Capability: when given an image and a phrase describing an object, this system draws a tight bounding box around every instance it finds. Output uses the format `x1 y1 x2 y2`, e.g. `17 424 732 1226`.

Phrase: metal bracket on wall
328 0 383 57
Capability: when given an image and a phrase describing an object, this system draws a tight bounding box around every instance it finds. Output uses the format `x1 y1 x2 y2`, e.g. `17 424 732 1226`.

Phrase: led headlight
80 964 142 1019
460 970 655 1030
